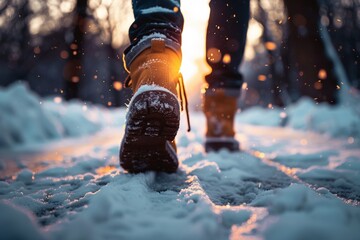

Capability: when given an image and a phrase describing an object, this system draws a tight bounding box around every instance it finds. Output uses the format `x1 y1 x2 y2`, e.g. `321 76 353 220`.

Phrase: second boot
203 88 240 152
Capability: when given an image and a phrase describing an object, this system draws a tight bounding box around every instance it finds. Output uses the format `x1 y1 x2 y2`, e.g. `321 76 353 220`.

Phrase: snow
141 6 175 14
16 169 34 184
238 97 360 139
286 98 360 138
135 33 167 47
0 201 46 240
238 106 283 127
253 184 360 240
0 82 123 150
0 83 360 239
126 84 179 121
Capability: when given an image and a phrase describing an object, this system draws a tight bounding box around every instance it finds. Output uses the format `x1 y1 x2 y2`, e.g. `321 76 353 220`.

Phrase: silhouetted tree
64 0 88 100
0 0 32 82
283 0 339 104
320 0 360 90
255 0 289 107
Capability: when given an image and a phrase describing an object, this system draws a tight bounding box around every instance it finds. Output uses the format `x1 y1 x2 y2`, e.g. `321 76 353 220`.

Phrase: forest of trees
244 0 360 108
0 0 359 107
0 0 132 106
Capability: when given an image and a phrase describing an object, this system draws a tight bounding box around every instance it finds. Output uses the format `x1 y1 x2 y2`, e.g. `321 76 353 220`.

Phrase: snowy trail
0 128 123 179
238 125 360 205
1 111 360 240
238 124 360 205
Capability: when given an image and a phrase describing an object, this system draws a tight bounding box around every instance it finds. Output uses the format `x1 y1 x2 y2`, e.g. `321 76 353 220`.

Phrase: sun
180 0 211 88
180 1 260 88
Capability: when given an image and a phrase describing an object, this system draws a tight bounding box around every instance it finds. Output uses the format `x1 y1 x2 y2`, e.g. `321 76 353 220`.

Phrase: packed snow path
1 111 360 240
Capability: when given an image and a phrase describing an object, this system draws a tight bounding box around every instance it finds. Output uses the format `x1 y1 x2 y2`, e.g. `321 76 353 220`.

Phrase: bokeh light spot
265 41 277 51
258 75 267 81
71 76 80 83
222 54 231 64
207 48 222 63
314 81 323 90
60 51 69 59
113 81 123 91
318 69 327 79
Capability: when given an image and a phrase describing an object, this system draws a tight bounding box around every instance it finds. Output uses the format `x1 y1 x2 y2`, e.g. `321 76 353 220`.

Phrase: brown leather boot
120 39 182 173
203 88 240 152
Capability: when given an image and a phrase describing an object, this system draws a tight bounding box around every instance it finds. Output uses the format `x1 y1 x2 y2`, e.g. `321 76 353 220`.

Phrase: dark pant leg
205 0 250 91
124 0 184 68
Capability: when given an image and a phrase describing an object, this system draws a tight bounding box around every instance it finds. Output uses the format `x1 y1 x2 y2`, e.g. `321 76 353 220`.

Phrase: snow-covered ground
0 82 123 150
1 83 360 240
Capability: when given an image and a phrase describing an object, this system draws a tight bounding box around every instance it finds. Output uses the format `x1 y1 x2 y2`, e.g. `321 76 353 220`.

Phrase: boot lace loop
124 75 132 88
178 73 191 132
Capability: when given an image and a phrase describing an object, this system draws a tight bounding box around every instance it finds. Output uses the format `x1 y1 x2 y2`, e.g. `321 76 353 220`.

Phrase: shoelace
178 73 191 132
124 74 191 132
124 75 132 88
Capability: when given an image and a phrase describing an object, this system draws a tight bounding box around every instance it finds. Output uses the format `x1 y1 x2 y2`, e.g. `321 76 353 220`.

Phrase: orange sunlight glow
181 0 211 88
181 1 265 100
96 165 117 175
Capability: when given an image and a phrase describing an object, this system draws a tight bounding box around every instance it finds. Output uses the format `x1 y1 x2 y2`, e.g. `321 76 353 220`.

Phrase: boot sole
119 90 180 173
205 137 240 152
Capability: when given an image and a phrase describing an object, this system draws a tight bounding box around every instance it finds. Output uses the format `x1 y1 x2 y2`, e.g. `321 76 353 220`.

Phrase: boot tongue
151 39 165 53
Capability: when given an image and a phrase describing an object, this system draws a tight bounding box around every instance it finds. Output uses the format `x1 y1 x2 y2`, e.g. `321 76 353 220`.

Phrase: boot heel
205 137 240 152
120 90 180 173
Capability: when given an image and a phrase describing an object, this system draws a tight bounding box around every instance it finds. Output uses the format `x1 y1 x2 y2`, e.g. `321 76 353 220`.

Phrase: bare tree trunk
65 0 88 100
0 0 31 81
255 0 288 107
283 0 338 104
17 0 31 80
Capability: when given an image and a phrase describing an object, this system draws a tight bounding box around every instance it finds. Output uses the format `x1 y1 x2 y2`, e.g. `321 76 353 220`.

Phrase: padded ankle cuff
124 36 182 71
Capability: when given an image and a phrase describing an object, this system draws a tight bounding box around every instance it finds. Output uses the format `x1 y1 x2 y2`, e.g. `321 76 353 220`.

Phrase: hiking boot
203 88 240 152
120 39 182 173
